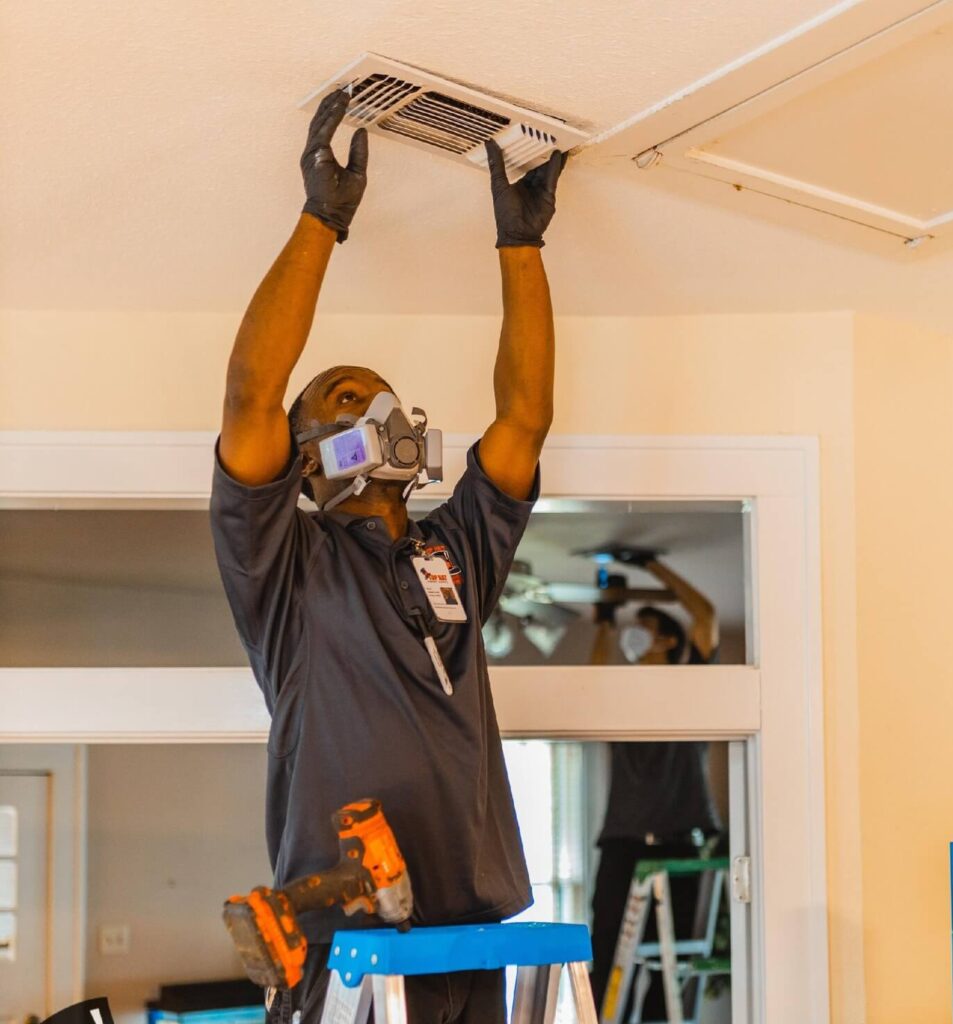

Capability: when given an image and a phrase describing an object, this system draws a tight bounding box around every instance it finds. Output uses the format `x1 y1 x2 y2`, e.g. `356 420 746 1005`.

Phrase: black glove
300 89 369 243
485 138 567 248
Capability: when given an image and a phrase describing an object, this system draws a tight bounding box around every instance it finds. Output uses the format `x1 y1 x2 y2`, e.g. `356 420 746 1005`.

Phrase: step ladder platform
635 856 730 882
328 922 592 987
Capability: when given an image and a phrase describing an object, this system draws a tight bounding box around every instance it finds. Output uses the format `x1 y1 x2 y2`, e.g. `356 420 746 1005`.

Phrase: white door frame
0 746 86 1014
0 430 827 1024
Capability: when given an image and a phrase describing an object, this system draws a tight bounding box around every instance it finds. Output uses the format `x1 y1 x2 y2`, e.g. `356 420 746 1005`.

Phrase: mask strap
321 474 369 512
401 474 420 502
295 415 358 447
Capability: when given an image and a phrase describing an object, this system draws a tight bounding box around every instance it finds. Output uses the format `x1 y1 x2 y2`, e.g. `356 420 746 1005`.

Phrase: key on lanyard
423 634 454 695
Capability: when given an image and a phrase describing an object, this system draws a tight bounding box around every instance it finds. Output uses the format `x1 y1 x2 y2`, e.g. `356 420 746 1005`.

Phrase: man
589 557 723 1022
209 88 567 1023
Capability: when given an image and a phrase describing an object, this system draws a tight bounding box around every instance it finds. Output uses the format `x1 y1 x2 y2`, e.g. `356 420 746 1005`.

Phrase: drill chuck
375 871 414 926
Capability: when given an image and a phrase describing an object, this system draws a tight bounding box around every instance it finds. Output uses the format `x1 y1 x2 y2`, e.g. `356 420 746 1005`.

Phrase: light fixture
482 613 516 659
522 620 568 659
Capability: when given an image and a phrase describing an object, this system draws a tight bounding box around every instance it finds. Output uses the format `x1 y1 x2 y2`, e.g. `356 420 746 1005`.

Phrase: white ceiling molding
582 0 953 250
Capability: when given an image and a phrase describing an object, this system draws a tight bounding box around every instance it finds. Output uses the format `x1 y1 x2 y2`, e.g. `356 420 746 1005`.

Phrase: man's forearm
647 559 719 656
226 214 337 407
646 560 713 617
493 247 555 435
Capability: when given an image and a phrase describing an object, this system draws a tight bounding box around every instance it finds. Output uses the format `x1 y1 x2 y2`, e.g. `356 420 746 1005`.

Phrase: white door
0 773 49 1024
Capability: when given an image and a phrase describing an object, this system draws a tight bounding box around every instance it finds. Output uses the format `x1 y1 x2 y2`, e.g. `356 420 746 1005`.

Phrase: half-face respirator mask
295 391 443 511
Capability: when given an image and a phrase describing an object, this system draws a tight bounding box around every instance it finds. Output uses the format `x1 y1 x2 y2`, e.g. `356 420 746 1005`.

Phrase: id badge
411 555 467 623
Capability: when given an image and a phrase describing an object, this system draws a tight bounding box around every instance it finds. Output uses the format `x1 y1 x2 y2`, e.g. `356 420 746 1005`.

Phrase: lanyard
405 539 454 695
409 609 454 696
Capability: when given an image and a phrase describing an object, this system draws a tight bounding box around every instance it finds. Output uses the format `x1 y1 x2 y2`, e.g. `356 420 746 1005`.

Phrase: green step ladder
600 857 731 1024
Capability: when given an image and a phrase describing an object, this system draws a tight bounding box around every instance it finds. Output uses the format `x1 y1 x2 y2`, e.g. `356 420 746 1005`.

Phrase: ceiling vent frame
580 0 953 252
299 53 590 181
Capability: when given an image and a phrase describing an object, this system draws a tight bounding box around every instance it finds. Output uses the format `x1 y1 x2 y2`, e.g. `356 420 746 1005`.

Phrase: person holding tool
588 556 723 1022
209 88 567 1023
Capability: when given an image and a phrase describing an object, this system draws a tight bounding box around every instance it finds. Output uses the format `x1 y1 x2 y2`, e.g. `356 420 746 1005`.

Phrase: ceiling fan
487 546 677 659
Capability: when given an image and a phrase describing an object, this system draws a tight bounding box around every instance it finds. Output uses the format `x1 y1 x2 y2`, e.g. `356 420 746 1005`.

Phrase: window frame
0 430 827 1024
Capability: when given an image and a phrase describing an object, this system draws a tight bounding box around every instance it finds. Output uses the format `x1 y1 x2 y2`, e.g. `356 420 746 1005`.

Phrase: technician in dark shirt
210 89 567 1023
589 558 722 1022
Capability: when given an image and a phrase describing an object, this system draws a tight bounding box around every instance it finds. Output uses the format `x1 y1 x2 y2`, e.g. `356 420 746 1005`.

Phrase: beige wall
84 745 271 1024
3 307 876 1020
854 315 953 1023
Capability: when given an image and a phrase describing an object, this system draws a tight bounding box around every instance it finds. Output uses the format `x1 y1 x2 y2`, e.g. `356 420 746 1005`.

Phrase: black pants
590 839 705 1022
266 941 507 1024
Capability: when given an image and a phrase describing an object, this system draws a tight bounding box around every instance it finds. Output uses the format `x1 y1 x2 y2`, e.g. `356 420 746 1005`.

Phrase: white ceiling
699 26 953 222
4 0 953 332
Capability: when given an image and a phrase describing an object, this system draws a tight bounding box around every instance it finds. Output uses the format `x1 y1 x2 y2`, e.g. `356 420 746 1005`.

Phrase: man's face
297 365 396 502
635 609 677 662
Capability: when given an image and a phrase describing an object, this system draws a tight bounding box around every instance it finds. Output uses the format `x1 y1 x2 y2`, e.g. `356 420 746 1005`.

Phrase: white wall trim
0 429 827 1024
0 665 761 743
1 429 818 505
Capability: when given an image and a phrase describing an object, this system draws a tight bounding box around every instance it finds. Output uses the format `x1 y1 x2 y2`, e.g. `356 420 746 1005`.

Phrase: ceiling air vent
300 54 590 179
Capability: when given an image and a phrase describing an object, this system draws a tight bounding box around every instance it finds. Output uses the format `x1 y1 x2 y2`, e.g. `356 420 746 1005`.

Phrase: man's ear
301 452 321 478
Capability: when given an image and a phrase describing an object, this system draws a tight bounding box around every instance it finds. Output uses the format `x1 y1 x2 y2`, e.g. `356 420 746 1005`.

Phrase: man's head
635 606 687 665
288 365 395 506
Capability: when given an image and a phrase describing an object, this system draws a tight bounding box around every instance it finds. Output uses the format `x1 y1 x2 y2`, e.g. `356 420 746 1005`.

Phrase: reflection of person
589 558 723 1021
209 90 567 1023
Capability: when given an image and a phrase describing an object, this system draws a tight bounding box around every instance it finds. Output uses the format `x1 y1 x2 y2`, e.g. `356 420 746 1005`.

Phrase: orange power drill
223 799 413 990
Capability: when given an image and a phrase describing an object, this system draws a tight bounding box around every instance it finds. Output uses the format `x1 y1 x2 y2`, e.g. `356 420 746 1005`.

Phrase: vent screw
904 235 930 250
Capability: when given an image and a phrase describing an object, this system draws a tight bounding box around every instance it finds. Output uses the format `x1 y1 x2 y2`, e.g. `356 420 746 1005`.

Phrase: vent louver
380 91 509 154
300 54 590 179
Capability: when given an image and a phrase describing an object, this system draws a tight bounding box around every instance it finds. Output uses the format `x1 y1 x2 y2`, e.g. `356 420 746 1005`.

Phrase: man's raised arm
479 141 567 500
220 89 368 486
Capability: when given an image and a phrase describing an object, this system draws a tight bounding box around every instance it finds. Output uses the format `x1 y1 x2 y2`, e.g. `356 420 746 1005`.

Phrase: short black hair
638 606 687 665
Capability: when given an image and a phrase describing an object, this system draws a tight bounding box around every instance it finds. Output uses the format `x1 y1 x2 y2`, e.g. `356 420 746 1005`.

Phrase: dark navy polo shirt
210 441 537 942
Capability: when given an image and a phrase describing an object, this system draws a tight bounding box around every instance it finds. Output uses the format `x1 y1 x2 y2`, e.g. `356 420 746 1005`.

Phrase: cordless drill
223 799 413 990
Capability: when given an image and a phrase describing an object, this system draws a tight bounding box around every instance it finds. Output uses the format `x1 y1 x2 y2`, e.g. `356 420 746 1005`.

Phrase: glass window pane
504 738 734 1021
503 741 553 882
0 499 749 667
480 500 749 667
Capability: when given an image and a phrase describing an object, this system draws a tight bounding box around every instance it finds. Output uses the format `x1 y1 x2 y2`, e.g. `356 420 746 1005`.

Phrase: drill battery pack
223 886 306 990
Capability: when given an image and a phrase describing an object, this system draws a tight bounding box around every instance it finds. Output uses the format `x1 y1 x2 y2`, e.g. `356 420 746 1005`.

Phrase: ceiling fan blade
522 621 568 658
572 544 668 566
544 583 676 605
498 594 579 627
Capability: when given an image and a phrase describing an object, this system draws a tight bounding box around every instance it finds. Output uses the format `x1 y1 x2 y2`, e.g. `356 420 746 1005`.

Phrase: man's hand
485 140 567 248
301 89 369 243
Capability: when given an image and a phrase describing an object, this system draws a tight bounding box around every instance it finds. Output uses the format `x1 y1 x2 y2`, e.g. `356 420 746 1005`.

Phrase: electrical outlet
99 924 130 955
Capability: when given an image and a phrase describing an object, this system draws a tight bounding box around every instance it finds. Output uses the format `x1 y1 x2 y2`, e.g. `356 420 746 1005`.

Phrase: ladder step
327 923 592 988
635 857 730 881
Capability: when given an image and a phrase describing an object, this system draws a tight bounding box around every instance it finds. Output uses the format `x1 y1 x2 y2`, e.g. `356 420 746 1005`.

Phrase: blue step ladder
319 922 599 1024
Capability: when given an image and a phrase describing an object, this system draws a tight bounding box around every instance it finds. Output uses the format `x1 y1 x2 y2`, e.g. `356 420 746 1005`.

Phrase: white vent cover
299 54 590 180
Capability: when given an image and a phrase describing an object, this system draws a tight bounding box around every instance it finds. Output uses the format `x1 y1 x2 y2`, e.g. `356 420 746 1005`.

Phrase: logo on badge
424 544 463 586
